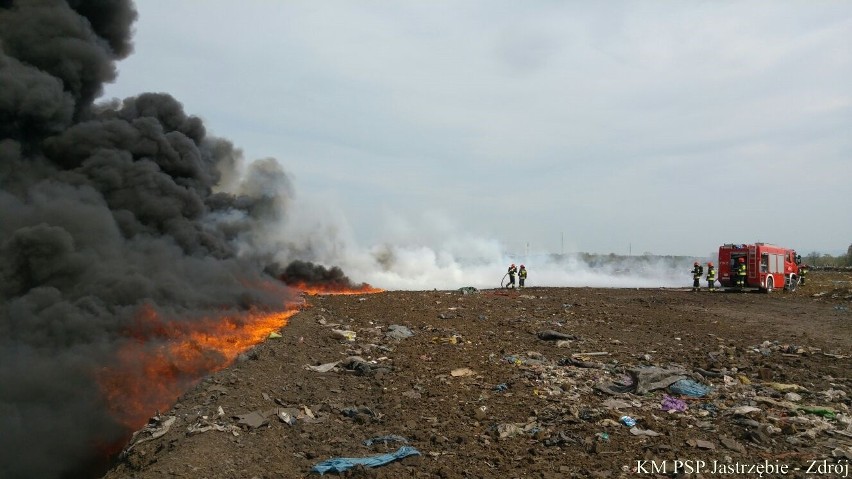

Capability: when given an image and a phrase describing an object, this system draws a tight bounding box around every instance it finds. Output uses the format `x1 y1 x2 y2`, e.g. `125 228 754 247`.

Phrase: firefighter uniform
691 262 703 292
706 263 716 291
518 265 527 288
799 264 808 285
735 259 747 287
507 264 517 289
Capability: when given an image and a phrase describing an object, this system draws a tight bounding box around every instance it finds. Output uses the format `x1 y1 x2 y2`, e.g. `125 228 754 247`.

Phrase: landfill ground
105 271 852 479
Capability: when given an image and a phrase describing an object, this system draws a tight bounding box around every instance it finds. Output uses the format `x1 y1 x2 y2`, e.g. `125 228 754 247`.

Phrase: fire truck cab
718 243 801 292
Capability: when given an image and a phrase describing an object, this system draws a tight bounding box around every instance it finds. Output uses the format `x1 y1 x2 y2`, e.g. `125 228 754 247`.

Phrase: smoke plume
0 1 300 477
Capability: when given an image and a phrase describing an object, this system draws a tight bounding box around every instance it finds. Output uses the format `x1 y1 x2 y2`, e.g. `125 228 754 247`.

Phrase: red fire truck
718 243 801 292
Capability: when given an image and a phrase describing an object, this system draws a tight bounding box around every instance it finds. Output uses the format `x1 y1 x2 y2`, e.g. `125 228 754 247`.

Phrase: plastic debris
386 325 414 340
363 435 409 447
630 426 661 437
494 383 509 392
730 405 762 416
458 286 478 295
619 416 636 427
797 405 837 419
661 395 688 413
267 331 282 339
235 411 269 429
125 414 176 451
686 438 716 450
597 366 688 395
668 378 712 397
767 382 806 393
537 330 578 341
331 329 356 341
451 367 475 377
311 445 421 475
306 361 339 373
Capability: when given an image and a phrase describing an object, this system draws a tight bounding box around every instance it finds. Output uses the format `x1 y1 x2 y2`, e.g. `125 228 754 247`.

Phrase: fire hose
500 273 509 289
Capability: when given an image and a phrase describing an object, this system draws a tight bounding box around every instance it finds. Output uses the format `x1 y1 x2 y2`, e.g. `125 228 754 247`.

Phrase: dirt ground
104 272 852 478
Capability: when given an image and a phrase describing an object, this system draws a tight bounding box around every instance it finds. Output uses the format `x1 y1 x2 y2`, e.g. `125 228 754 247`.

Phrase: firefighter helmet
694 261 699 266
510 263 515 267
738 257 745 263
708 262 713 267
520 264 525 268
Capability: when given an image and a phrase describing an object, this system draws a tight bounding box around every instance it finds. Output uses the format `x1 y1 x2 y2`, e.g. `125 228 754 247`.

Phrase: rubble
105 276 852 478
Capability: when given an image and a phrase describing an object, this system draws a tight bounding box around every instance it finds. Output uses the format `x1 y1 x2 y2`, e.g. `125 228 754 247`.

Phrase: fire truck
718 243 801 292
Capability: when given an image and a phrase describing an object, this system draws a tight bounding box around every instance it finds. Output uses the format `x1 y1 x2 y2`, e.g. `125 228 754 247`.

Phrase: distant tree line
804 243 852 268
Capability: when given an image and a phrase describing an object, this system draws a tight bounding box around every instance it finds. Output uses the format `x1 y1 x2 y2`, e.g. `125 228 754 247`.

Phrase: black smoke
0 1 305 477
269 259 369 290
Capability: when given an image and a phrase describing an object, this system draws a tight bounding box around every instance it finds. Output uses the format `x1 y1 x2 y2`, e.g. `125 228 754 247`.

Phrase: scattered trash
451 367 475 377
730 405 762 417
686 438 716 450
267 331 282 339
433 334 462 344
572 351 609 358
458 286 478 295
668 379 711 397
719 435 746 453
661 395 688 413
125 414 176 452
235 410 269 429
602 398 634 410
797 405 836 419
475 406 488 420
537 330 578 341
497 423 523 438
767 382 806 393
311 446 421 475
186 418 240 436
331 329 356 341
629 426 660 437
363 435 408 447
306 361 339 373
386 325 414 340
494 383 509 392
560 357 608 369
595 432 610 441
785 392 803 402
598 366 689 395
275 409 296 425
619 416 636 427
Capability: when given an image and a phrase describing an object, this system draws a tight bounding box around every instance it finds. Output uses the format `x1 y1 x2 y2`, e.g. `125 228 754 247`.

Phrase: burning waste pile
0 2 367 478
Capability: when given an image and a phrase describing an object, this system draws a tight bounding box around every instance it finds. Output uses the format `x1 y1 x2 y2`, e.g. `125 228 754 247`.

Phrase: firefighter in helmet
506 263 517 289
691 261 703 292
735 257 747 288
706 262 716 291
799 263 809 286
518 264 527 289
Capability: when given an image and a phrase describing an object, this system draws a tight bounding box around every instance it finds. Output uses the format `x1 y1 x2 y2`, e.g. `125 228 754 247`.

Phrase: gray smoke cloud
0 1 302 477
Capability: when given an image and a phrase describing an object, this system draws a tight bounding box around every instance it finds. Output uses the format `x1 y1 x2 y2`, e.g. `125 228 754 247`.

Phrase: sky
101 1 852 265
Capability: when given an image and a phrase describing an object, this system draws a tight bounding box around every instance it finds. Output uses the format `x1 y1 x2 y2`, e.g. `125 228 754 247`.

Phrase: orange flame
97 281 382 433
98 302 300 430
290 281 384 295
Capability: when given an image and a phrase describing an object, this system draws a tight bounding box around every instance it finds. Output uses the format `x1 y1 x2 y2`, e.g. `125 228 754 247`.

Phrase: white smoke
272 198 700 290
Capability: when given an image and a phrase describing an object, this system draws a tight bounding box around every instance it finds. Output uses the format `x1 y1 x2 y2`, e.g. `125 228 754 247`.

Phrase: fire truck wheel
764 276 774 293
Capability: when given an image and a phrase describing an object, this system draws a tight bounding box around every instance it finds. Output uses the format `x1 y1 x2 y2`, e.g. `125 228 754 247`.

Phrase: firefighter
799 264 809 285
506 263 517 289
691 261 703 292
735 257 747 288
518 264 527 289
706 262 717 291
